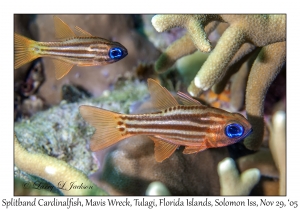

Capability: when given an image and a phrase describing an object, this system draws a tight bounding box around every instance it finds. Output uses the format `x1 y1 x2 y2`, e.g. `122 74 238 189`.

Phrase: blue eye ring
109 47 123 59
225 123 244 138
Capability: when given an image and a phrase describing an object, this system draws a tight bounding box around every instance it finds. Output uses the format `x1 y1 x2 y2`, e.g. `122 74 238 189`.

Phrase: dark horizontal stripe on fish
126 128 216 137
155 134 207 143
40 44 108 50
39 38 112 46
126 119 219 126
40 51 99 58
120 111 225 122
158 105 207 112
129 129 208 141
126 123 220 133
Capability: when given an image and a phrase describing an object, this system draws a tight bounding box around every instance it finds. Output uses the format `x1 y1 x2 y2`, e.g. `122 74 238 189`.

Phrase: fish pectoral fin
53 16 76 40
147 79 179 110
79 105 130 151
183 144 207 154
149 136 178 162
52 59 74 80
74 26 93 37
177 91 205 106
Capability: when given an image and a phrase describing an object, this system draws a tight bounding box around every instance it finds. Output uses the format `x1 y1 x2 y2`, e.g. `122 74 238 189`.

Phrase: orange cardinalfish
14 16 128 80
80 79 252 162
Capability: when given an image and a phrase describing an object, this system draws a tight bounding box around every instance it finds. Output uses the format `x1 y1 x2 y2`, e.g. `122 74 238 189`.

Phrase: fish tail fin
79 105 130 151
14 33 40 69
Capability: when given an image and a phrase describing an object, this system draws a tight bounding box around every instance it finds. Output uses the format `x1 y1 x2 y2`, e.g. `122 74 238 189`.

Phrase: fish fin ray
53 16 76 39
177 91 204 106
52 59 74 80
14 33 40 69
147 79 179 110
74 26 93 37
79 105 130 151
183 145 207 154
149 136 178 162
77 63 94 67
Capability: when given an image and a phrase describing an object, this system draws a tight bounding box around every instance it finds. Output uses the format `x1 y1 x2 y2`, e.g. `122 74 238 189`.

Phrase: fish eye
109 47 123 59
225 123 244 138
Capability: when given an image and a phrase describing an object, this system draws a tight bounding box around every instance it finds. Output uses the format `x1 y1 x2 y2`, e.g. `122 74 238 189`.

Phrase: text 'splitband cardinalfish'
14 16 128 80
80 79 253 162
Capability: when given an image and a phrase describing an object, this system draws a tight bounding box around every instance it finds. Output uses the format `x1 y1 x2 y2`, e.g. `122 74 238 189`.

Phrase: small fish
14 16 128 80
80 79 252 162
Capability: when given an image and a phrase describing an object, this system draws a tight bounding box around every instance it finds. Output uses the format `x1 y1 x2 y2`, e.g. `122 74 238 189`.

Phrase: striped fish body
118 105 250 147
14 16 128 80
31 37 127 66
80 79 252 162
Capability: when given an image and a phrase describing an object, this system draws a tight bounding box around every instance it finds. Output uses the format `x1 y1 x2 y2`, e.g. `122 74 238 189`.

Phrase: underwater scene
14 14 286 196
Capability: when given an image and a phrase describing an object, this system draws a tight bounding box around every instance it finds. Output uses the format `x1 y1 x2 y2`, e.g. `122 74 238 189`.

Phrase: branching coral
244 42 286 150
269 111 286 195
218 157 260 195
152 14 286 151
152 15 219 73
14 133 108 195
145 181 171 196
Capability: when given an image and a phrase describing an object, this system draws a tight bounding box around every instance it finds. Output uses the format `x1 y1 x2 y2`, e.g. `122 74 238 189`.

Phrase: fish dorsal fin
53 16 76 40
52 59 74 80
147 79 179 110
149 136 178 162
74 26 93 37
177 91 204 106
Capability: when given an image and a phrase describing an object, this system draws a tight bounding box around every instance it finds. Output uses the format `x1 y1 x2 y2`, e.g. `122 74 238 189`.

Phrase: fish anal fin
149 136 178 162
177 91 204 106
183 144 207 154
147 79 179 110
53 16 76 40
78 63 94 67
52 59 74 80
79 105 130 151
74 26 93 37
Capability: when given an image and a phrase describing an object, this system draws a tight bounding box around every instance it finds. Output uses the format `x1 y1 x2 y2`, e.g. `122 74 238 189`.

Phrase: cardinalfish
80 79 252 162
14 16 128 80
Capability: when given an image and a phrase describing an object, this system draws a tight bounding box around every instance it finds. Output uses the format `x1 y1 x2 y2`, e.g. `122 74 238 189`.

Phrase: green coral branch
269 111 286 195
191 25 246 94
211 43 257 94
244 41 286 150
14 133 108 195
154 21 219 73
152 15 221 53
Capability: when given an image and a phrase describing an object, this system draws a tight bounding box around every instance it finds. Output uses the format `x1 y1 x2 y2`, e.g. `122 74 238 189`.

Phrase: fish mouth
244 128 253 138
123 48 128 57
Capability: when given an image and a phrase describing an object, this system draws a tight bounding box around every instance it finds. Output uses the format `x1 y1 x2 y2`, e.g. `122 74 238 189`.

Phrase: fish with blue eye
14 16 128 80
226 123 245 138
80 79 253 162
